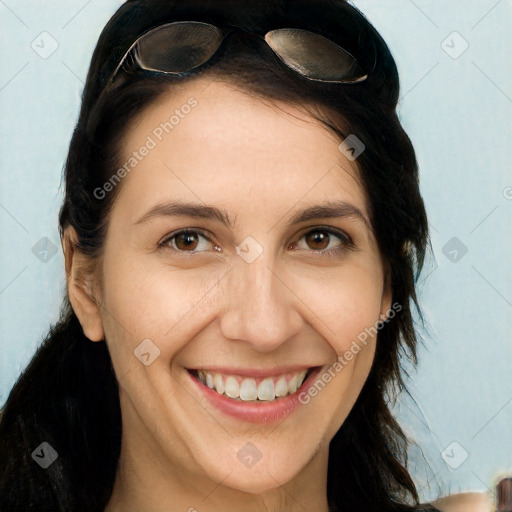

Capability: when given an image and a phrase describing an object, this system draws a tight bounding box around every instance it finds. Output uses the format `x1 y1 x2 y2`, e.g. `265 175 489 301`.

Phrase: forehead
112 79 368 227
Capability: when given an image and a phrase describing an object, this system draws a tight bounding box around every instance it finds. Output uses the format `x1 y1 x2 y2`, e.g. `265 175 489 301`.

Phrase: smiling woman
0 1 456 511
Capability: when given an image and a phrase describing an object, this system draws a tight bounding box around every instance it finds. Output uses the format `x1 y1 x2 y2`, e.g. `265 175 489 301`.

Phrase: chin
207 448 309 494
224 469 295 494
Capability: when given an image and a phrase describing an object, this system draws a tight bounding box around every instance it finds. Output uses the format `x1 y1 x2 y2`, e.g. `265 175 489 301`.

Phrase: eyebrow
135 201 236 227
287 201 370 228
134 200 370 230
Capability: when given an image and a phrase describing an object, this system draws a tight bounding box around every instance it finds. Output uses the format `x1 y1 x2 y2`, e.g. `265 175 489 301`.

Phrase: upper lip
189 365 320 378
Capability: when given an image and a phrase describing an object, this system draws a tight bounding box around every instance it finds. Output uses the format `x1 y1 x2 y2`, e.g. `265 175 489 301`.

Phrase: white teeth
224 376 239 399
274 376 288 397
257 378 275 401
195 369 311 402
240 379 258 401
213 373 224 394
288 374 299 394
288 368 307 393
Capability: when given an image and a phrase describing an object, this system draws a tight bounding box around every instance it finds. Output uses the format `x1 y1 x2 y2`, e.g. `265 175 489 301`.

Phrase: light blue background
1 0 511 503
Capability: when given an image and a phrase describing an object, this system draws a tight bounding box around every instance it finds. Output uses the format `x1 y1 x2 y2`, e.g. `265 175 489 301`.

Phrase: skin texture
433 492 493 512
65 78 393 512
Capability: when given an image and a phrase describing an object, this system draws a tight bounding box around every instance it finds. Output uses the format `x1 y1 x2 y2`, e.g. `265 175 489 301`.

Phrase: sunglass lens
265 28 367 83
136 22 224 73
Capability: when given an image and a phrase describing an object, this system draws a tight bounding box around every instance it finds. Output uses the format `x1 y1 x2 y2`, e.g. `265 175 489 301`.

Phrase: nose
219 254 303 352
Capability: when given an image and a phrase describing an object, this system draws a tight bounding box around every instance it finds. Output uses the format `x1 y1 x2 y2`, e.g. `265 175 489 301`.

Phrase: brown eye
292 228 353 256
305 230 330 250
175 232 200 251
160 230 215 253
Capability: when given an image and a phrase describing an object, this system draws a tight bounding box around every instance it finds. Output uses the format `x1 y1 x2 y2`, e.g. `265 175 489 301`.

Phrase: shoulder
430 492 493 512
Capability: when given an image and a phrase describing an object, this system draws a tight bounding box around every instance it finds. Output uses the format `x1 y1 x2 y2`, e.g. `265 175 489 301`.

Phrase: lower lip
188 367 322 423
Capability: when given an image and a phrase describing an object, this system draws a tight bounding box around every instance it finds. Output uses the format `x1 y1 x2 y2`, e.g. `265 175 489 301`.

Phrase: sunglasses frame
107 20 373 88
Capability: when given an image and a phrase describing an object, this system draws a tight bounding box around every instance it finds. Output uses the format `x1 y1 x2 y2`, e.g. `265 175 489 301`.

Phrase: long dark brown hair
0 1 432 511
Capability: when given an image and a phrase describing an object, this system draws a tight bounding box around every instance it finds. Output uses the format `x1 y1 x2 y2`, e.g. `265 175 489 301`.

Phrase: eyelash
158 227 354 258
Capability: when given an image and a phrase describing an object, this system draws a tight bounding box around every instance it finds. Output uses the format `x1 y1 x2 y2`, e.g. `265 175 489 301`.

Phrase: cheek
291 263 385 353
100 256 227 353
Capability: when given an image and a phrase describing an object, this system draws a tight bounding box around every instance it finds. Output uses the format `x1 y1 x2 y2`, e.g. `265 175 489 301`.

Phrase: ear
62 226 104 342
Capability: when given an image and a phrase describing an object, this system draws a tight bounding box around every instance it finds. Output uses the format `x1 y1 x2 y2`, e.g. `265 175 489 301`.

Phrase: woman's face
88 79 391 496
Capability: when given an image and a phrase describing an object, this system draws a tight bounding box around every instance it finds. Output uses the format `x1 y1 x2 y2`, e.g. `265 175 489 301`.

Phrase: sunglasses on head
107 20 375 87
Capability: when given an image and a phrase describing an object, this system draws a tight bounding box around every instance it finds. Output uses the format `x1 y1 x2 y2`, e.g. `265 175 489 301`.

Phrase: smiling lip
192 365 312 379
188 366 323 423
